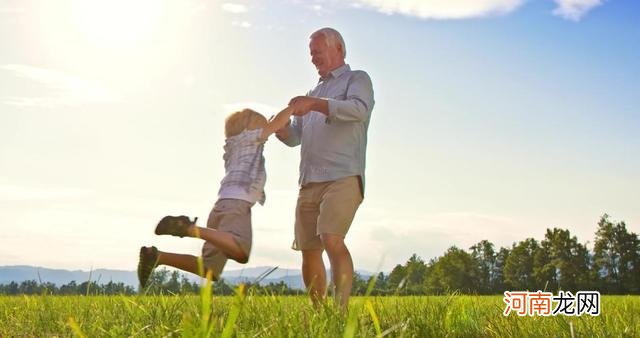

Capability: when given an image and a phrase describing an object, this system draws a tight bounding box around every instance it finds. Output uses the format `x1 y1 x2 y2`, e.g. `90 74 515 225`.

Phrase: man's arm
289 71 374 123
326 71 374 123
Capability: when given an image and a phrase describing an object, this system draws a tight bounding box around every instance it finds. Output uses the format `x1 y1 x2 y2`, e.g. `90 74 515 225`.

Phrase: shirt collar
319 64 350 82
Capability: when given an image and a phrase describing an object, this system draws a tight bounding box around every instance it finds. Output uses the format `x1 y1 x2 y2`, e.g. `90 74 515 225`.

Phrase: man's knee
320 233 346 254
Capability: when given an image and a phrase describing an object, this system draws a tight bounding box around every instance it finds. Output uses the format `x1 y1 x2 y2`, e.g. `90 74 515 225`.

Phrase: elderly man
276 27 374 309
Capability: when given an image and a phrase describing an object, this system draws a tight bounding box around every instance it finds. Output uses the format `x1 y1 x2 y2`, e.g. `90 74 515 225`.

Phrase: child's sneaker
155 215 198 238
137 246 158 289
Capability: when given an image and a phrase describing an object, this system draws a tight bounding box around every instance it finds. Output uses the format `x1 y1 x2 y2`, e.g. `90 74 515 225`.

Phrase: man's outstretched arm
289 71 374 123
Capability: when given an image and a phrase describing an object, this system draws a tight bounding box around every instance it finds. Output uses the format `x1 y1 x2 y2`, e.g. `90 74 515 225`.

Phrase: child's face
248 113 268 130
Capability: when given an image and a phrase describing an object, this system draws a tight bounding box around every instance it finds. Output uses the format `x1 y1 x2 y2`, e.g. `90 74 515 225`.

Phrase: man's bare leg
186 225 248 263
321 233 353 311
302 249 327 306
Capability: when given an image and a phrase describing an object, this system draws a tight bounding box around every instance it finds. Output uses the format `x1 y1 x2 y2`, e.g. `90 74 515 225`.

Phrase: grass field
1 291 639 337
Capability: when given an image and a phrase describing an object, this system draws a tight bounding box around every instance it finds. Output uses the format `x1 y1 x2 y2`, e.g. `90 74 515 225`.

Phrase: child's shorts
201 198 253 280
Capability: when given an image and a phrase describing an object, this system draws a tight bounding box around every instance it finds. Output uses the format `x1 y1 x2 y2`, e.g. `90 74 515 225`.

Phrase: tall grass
0 294 638 337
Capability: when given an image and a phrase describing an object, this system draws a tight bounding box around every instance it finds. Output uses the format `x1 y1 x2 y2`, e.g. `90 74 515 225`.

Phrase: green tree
535 228 591 292
470 240 496 294
387 264 406 291
593 214 640 293
373 272 388 295
503 238 540 290
425 246 480 294
492 247 510 293
351 273 368 295
60 281 78 295
165 270 181 294
387 254 427 294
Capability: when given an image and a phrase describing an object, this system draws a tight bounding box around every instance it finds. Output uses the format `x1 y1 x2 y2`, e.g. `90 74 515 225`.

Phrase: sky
1 0 639 273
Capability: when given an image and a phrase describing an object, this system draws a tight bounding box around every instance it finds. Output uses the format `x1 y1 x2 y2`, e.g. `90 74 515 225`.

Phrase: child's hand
269 115 290 139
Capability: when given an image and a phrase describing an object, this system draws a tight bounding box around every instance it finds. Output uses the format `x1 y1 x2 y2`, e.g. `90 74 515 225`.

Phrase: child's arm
260 106 295 140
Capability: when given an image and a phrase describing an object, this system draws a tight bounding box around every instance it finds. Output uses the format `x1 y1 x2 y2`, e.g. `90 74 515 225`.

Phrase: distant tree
404 254 428 293
180 276 199 294
470 240 496 294
351 273 368 295
492 247 510 293
593 214 640 293
0 281 19 295
60 281 78 295
101 281 135 295
503 238 540 290
213 280 234 295
78 281 102 295
258 281 302 295
535 228 591 292
385 254 428 294
425 246 480 294
19 280 40 294
387 264 407 292
40 282 58 294
165 270 181 294
373 272 388 295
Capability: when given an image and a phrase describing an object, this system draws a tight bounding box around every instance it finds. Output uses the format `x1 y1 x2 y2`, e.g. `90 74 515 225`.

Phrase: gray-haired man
276 27 374 309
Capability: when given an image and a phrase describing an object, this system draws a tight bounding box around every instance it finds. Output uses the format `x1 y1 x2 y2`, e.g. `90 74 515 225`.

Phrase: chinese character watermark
503 290 600 316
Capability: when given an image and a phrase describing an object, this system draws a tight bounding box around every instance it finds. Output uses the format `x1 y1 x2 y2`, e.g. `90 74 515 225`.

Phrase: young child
137 106 295 288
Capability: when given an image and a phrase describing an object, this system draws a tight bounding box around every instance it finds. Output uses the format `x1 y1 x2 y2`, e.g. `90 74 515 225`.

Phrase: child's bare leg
157 251 202 276
188 226 248 263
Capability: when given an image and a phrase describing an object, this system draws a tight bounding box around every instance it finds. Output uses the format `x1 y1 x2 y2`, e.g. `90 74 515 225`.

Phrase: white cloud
552 0 603 21
1 64 121 107
188 3 209 16
350 208 544 270
352 0 525 19
309 3 333 16
231 20 252 28
221 3 248 14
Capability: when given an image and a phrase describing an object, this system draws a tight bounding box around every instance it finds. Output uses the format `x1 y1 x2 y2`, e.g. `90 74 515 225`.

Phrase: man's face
309 35 343 77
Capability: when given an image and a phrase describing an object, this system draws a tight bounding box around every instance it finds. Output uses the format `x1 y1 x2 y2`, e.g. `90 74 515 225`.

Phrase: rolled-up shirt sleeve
280 116 302 147
326 71 374 124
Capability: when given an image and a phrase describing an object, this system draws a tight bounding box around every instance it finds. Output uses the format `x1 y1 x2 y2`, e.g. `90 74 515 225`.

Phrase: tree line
355 214 639 295
2 214 637 296
0 269 302 296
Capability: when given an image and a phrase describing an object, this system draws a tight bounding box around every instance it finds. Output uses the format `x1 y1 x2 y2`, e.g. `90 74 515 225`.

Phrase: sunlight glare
71 0 163 46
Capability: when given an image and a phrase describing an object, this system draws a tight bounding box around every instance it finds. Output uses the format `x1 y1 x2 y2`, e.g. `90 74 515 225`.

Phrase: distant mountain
222 266 301 279
0 265 139 286
0 265 377 290
223 266 374 279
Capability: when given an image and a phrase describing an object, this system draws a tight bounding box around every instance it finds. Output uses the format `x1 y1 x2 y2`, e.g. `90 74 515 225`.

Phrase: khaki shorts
201 198 252 280
292 175 363 251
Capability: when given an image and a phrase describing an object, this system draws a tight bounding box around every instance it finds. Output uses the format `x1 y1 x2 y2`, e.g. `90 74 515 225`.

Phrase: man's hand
269 114 290 140
289 96 328 116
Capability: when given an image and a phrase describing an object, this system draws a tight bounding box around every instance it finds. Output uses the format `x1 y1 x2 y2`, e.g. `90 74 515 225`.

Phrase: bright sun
70 0 164 46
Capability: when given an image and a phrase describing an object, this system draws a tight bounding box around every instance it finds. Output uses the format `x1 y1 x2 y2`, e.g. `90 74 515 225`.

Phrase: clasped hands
270 96 328 138
288 96 327 117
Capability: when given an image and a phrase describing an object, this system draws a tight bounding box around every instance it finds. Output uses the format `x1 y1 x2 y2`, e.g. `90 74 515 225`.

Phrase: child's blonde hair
225 108 263 138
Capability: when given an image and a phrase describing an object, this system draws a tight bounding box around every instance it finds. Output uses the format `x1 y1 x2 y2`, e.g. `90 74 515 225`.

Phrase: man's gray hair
310 27 346 59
